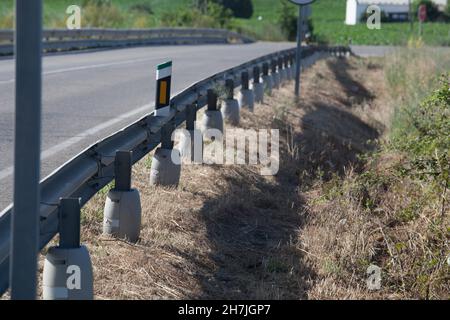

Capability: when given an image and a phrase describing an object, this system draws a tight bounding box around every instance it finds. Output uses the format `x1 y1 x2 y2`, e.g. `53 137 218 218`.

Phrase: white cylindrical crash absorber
201 89 224 137
221 79 240 125
252 65 264 104
261 62 273 95
238 71 255 112
103 151 141 243
43 198 94 300
271 59 280 89
180 103 204 163
150 120 181 186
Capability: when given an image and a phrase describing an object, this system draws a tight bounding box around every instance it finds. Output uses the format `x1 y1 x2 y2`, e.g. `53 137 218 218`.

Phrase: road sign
289 0 315 4
289 0 316 98
418 4 427 22
155 61 172 117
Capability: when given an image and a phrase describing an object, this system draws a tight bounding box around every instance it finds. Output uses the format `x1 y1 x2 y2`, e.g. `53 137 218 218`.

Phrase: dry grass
5 53 442 300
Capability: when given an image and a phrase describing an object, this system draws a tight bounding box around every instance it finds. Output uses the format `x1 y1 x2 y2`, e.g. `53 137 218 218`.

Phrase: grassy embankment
302 47 449 299
10 46 442 300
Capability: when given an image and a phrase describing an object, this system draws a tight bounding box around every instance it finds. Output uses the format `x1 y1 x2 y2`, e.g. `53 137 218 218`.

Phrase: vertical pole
186 104 197 131
225 79 234 100
253 66 260 84
10 0 42 300
262 63 269 77
242 71 249 90
59 198 81 249
115 151 132 192
161 120 175 150
295 5 304 98
207 89 218 111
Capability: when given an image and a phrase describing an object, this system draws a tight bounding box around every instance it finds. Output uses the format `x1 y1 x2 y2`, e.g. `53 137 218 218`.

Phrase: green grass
0 0 449 45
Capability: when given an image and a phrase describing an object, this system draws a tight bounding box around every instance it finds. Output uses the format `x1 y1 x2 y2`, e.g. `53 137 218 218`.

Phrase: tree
213 0 254 19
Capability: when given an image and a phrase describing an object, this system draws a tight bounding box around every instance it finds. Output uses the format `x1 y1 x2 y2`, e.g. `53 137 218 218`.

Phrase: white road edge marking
0 57 157 85
0 103 152 181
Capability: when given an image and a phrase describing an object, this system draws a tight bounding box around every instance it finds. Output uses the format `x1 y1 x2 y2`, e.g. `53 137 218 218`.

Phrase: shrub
82 0 125 28
129 3 154 15
413 0 443 21
213 0 254 19
161 2 232 29
393 75 450 194
278 0 297 41
278 0 314 42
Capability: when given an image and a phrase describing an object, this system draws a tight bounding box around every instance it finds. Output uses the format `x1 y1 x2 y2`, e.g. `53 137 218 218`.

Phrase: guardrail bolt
150 120 181 186
271 60 280 89
221 79 240 125
201 89 224 138
103 151 142 243
43 198 94 300
238 71 255 112
262 62 273 95
180 104 204 163
252 66 264 104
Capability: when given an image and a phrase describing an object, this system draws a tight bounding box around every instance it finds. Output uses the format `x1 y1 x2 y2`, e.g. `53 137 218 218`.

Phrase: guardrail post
238 71 255 112
103 151 141 243
278 57 286 85
43 198 94 300
221 79 240 125
290 54 296 80
285 56 292 81
180 104 203 163
262 62 273 95
252 66 264 104
271 60 280 89
150 120 181 186
201 89 224 136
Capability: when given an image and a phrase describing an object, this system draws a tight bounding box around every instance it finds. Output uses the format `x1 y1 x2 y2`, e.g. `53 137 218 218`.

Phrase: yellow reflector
159 80 167 105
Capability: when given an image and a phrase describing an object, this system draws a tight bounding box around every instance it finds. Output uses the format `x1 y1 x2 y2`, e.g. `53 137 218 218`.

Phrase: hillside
1 0 449 45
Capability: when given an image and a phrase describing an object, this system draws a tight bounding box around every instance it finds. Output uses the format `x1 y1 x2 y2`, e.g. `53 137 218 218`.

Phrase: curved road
0 42 295 211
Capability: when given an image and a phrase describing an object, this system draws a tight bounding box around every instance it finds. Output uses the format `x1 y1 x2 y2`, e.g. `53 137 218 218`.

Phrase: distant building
345 0 448 25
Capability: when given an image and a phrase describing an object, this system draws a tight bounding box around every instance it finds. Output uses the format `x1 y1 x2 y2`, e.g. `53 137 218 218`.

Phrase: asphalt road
0 42 295 211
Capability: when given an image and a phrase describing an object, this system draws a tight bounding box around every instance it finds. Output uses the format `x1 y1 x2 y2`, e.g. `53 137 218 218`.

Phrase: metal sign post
10 0 43 299
289 0 316 99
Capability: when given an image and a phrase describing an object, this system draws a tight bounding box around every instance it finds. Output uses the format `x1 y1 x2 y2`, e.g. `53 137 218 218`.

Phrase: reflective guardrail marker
154 61 172 117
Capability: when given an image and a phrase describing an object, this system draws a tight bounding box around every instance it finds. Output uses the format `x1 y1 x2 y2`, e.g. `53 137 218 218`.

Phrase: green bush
213 0 254 19
129 3 154 15
278 0 297 41
413 0 445 21
393 75 450 193
161 2 232 29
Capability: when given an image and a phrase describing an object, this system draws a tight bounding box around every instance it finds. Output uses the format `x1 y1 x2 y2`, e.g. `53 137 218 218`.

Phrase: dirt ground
33 55 392 300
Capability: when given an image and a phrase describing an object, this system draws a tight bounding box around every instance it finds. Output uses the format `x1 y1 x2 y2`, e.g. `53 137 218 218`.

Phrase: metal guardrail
0 28 254 55
0 44 351 296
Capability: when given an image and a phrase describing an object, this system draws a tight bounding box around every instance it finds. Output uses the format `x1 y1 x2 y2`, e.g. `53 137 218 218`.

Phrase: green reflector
157 61 172 70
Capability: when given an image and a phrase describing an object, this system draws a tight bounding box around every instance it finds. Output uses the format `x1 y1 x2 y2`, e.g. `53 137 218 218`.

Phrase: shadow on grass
185 58 381 299
327 58 375 106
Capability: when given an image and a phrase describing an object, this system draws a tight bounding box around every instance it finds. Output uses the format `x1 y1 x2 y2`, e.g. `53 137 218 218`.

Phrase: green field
0 0 449 45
